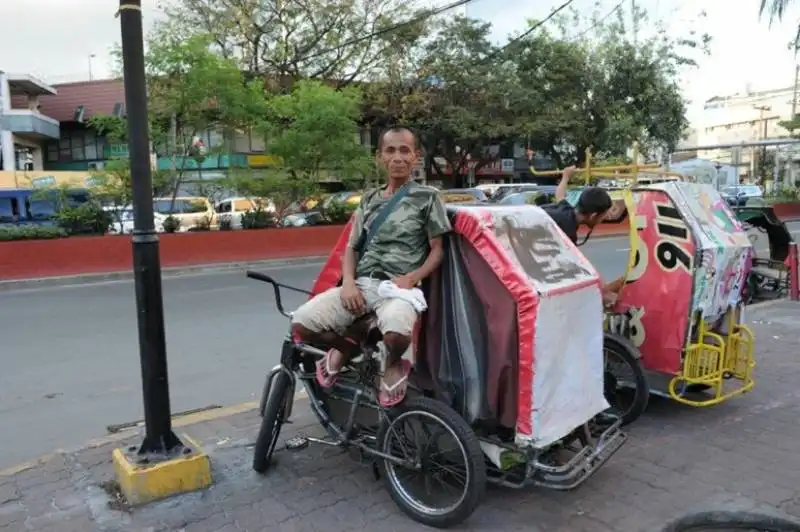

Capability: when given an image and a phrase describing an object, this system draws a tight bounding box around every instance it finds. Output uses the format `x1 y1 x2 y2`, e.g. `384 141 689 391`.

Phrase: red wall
3 202 800 281
1 225 347 280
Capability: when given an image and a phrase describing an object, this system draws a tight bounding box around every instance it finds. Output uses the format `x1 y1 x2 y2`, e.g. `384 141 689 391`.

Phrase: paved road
4 301 800 531
0 225 797 470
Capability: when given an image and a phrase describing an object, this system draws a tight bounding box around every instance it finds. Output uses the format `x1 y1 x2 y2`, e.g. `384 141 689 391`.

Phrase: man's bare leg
380 332 412 404
292 324 357 371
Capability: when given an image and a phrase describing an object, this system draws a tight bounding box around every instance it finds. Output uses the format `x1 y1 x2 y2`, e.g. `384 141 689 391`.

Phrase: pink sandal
378 359 412 408
315 349 342 389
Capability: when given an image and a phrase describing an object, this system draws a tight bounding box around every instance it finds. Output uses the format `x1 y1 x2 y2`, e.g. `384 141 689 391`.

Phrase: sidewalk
3 301 800 532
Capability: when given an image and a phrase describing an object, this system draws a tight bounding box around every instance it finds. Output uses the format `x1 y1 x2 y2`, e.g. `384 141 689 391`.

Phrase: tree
511 4 710 165
367 16 520 188
225 168 318 223
261 80 374 187
90 33 268 212
154 0 430 86
759 0 800 50
88 159 178 228
223 80 374 222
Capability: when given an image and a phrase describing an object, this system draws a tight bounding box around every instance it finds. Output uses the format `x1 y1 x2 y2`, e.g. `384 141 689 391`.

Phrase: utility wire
297 0 479 63
574 0 625 39
484 0 577 61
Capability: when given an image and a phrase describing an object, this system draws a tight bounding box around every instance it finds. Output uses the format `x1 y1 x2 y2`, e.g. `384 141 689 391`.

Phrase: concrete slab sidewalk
3 300 800 531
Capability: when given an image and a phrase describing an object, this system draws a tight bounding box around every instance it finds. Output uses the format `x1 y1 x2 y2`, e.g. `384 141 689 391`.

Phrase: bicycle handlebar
245 270 313 318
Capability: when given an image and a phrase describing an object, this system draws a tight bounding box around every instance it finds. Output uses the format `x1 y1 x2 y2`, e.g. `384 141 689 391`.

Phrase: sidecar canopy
311 204 611 449
417 205 611 449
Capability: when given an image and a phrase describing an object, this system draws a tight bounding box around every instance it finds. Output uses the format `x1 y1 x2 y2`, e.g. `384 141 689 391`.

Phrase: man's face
378 130 418 180
584 210 609 229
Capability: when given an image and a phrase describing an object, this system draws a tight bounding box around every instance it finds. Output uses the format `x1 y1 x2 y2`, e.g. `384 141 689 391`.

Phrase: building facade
697 84 800 180
0 71 60 172
0 77 521 191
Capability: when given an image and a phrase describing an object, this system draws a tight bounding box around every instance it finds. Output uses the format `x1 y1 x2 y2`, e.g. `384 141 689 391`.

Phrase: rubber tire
252 369 291 474
604 333 649 426
661 510 800 531
376 396 486 529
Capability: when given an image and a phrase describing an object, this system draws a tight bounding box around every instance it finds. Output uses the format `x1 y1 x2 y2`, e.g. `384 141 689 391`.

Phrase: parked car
0 188 91 227
104 206 166 234
494 185 556 204
282 210 326 227
440 188 488 203
153 196 217 231
216 197 276 230
490 184 549 203
499 188 557 206
721 185 763 206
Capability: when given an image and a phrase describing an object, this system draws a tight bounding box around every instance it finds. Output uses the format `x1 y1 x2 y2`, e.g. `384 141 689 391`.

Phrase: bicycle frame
247 270 419 468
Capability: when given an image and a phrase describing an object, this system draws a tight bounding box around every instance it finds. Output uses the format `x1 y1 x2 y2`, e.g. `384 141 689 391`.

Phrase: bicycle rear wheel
376 396 486 529
604 334 649 426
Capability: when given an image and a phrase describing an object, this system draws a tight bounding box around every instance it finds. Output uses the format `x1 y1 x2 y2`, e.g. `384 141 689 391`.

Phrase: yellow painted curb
0 392 308 478
112 434 212 506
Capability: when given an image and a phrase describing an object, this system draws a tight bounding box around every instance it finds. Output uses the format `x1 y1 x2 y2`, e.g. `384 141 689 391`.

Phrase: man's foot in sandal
316 348 344 389
379 359 412 407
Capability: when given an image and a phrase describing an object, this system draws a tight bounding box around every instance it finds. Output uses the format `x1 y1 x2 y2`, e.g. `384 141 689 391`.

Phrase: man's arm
407 237 445 285
603 275 626 294
403 191 452 285
343 202 366 285
555 166 577 202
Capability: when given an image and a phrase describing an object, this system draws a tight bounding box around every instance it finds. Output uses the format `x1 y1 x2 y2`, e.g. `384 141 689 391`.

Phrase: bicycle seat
346 313 383 349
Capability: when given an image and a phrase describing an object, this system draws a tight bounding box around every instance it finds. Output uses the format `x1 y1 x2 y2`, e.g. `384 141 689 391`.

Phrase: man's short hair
576 187 613 215
377 126 422 151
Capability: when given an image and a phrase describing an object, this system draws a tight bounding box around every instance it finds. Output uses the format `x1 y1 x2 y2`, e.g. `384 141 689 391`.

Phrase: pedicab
733 203 798 303
530 144 757 416
246 202 628 528
606 180 756 409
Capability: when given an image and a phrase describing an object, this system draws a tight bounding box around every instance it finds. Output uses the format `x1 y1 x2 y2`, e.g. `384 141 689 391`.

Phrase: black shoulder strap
360 183 412 255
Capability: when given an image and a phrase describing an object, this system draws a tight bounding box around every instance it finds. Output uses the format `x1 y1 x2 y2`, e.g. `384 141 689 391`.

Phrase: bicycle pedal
285 436 310 451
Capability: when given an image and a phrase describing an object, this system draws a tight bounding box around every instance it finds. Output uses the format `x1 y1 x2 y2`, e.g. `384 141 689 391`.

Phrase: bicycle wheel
662 510 800 531
252 369 292 474
376 396 486 529
604 333 649 426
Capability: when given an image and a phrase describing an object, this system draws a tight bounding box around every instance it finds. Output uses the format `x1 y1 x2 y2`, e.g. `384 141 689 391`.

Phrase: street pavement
0 224 797 472
1 300 799 531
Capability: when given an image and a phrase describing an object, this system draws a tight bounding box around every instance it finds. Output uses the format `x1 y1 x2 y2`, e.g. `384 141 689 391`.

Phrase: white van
216 197 276 229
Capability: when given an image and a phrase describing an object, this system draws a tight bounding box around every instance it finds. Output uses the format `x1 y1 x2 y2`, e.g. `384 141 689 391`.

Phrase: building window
47 130 106 163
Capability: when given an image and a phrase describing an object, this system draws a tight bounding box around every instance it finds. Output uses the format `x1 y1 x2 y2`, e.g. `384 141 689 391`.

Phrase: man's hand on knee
340 279 367 314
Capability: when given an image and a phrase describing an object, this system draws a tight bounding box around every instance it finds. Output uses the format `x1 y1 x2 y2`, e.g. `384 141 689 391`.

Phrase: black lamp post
118 0 183 455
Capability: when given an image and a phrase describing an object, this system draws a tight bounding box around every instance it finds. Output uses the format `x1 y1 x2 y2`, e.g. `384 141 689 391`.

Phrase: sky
1 0 799 125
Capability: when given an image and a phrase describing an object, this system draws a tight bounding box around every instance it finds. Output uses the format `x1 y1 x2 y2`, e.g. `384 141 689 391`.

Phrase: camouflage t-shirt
347 181 452 278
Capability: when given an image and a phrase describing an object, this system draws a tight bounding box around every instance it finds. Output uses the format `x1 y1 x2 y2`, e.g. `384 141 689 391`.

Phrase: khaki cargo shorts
292 277 418 337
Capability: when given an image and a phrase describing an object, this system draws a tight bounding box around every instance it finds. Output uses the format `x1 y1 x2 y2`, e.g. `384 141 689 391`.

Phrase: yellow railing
668 311 756 406
529 143 684 186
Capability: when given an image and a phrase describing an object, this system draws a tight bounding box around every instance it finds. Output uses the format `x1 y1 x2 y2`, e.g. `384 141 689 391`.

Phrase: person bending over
291 127 451 407
541 166 623 305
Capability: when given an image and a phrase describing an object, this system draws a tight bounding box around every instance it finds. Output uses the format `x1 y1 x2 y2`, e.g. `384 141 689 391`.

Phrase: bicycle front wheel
252 369 292 474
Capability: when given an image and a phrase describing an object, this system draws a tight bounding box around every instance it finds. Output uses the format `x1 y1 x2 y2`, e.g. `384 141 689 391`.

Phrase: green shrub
0 226 68 241
55 203 112 235
241 209 276 229
323 201 358 224
163 215 181 233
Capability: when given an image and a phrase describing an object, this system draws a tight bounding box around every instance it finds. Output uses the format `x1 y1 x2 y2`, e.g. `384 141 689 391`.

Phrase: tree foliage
153 0 429 86
359 3 707 185
262 80 374 185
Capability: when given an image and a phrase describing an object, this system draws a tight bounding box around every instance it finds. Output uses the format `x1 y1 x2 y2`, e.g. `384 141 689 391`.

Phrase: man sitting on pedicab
541 165 624 304
291 126 451 407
